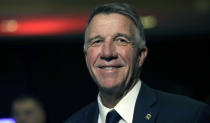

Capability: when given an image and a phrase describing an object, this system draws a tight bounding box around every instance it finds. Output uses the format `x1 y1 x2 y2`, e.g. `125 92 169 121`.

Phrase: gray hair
84 2 146 52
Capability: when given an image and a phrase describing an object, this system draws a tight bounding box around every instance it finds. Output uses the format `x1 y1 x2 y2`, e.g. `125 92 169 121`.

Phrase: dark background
0 0 210 123
0 33 209 123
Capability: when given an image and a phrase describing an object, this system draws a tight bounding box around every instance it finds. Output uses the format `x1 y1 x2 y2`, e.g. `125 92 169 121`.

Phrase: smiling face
85 13 147 95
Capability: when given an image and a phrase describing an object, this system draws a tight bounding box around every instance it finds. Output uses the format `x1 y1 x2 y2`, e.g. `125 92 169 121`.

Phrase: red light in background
1 20 18 33
0 14 88 36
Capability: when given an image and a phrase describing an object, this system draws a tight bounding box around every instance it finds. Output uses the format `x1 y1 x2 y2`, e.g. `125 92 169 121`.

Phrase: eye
90 39 103 47
116 38 129 45
118 38 127 42
12 112 19 118
94 40 102 44
25 110 33 116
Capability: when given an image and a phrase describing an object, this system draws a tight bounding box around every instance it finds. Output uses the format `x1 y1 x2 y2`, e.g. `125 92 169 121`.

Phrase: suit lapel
86 101 99 123
133 83 159 123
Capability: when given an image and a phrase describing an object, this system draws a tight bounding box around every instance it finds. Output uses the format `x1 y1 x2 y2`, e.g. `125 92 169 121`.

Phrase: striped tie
106 110 122 123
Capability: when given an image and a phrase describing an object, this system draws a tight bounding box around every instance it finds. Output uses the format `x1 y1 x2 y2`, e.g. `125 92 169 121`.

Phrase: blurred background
0 0 209 122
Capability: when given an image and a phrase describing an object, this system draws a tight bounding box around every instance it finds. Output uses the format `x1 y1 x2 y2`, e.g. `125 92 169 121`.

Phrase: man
65 3 207 123
11 95 46 123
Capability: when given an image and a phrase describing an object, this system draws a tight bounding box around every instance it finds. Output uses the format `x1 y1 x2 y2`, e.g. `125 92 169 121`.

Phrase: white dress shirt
97 80 142 123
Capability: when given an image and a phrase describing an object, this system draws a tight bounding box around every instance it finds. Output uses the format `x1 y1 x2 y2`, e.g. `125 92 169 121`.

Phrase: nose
101 40 117 61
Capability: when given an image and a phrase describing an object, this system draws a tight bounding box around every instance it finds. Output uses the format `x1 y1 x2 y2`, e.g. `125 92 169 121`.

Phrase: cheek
119 47 136 65
86 48 99 66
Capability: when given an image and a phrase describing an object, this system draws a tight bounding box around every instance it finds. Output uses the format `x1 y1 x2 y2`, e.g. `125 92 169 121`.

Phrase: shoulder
153 89 207 122
141 83 206 109
155 89 206 109
198 104 210 123
64 101 98 123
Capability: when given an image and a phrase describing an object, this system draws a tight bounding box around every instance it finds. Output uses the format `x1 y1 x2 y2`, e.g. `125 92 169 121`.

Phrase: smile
99 66 118 69
97 65 122 69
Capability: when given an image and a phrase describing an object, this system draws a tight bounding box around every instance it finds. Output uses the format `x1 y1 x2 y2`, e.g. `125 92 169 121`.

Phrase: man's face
12 99 45 123
85 13 147 94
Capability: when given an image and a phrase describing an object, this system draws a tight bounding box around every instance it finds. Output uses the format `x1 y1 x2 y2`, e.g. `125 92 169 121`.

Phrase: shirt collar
97 80 141 123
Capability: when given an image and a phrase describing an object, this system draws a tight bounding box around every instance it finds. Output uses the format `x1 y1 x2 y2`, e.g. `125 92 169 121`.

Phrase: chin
98 81 124 95
99 79 121 88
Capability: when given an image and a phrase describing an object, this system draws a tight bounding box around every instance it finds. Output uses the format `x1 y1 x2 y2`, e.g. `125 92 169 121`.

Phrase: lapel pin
145 113 152 120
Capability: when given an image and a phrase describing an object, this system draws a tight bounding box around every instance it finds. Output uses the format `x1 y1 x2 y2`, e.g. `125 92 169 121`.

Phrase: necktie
106 110 122 123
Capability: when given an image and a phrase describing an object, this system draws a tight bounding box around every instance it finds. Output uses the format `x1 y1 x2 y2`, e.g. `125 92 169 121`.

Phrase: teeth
103 67 114 69
98 66 122 69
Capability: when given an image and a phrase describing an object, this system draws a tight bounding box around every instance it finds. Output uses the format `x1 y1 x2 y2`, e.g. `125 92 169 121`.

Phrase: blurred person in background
11 94 46 123
64 2 207 123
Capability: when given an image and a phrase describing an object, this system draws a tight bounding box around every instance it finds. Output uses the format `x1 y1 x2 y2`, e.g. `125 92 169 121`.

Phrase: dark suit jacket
64 83 207 123
198 105 210 123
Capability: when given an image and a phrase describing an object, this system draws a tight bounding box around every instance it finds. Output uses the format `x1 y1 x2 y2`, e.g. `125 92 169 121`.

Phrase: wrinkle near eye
112 33 135 46
87 35 104 47
91 39 104 47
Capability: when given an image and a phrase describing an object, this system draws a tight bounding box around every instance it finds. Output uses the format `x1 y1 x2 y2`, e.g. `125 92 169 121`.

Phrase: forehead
12 99 38 111
86 13 137 37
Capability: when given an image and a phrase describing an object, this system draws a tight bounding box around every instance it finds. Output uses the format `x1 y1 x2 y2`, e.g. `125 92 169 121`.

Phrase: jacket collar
133 82 159 123
86 101 99 123
89 82 159 123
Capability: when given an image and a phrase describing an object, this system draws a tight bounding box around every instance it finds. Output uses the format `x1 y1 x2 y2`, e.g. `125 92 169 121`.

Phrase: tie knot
106 110 122 123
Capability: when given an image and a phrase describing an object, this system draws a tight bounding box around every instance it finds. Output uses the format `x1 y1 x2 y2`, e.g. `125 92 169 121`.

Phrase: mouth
96 64 123 70
98 66 121 69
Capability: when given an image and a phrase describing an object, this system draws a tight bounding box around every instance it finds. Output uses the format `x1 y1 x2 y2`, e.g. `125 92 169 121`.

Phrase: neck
99 79 139 108
100 92 120 108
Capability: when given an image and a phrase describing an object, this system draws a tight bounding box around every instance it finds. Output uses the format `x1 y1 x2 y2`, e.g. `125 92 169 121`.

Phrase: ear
138 46 148 67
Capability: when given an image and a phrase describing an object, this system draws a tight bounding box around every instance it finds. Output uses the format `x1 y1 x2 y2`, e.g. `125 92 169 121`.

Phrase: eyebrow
112 33 132 41
87 33 133 44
